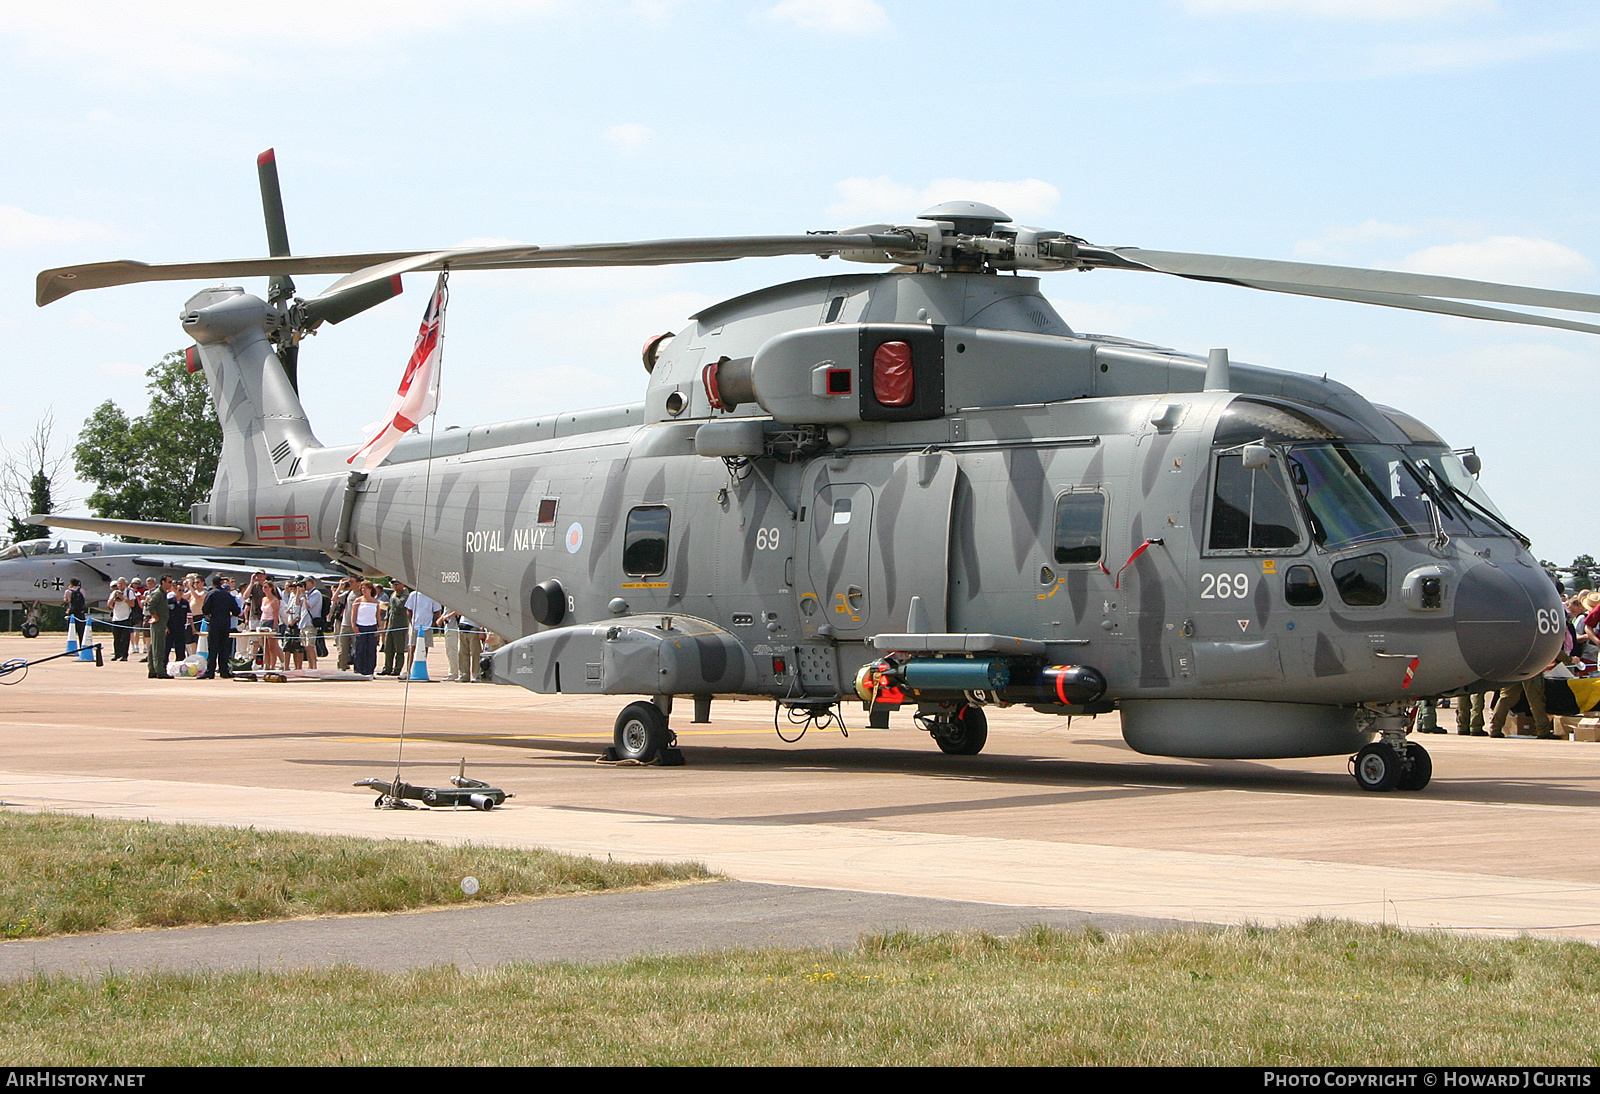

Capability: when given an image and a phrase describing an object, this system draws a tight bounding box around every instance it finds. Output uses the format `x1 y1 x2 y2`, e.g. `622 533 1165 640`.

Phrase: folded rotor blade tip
257 148 275 167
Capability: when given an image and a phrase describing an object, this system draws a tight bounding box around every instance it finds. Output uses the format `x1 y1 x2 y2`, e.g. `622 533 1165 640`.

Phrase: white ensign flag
348 272 447 470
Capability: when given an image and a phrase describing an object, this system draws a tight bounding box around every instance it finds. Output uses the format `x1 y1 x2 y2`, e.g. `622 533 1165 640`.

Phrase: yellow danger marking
621 582 670 589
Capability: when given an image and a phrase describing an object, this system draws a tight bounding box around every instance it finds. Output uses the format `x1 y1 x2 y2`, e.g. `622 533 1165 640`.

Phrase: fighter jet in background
0 535 340 636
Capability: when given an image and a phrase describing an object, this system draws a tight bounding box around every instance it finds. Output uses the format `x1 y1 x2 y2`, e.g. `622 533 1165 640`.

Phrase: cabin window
1052 492 1105 566
623 505 671 576
1284 564 1324 607
1332 553 1388 607
1208 453 1302 552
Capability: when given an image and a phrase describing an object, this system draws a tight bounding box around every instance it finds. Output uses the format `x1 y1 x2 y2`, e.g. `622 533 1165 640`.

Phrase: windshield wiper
1425 471 1530 547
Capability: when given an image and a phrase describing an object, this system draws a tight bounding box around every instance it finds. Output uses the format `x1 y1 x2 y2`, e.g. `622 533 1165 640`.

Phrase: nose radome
1454 562 1561 680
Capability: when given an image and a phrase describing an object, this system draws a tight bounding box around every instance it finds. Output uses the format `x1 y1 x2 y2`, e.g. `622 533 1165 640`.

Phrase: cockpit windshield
0 538 68 560
1212 398 1516 550
1285 444 1514 548
1285 445 1432 548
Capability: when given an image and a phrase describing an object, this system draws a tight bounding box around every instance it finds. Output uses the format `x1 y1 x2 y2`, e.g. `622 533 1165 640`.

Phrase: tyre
935 704 988 756
614 701 670 763
20 622 38 639
1396 742 1432 791
1353 742 1403 792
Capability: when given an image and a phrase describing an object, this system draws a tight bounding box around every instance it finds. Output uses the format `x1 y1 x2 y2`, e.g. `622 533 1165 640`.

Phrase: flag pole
391 268 449 793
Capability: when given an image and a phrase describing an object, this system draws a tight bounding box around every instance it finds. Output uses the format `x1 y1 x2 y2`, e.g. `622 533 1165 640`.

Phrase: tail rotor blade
256 148 295 303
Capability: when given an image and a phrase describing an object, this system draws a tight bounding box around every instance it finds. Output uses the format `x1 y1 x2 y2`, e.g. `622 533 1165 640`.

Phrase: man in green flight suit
146 575 172 679
380 581 409 676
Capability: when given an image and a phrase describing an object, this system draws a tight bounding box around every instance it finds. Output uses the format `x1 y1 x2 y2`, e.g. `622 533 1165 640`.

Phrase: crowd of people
92 572 491 682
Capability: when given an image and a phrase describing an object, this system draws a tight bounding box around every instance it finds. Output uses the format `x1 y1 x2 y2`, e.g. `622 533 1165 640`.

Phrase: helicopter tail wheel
1351 742 1404 792
614 701 671 763
20 622 38 639
933 704 989 756
1396 742 1432 792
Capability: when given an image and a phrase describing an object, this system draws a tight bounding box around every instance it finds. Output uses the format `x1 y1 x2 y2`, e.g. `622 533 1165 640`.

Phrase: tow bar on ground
0 643 103 684
356 759 512 811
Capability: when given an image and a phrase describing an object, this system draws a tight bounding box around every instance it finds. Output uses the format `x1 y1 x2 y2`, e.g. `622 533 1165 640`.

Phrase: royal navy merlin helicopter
35 151 1593 792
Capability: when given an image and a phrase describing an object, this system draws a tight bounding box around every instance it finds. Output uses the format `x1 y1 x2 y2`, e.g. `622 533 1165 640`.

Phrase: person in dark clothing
167 585 191 665
63 579 89 650
200 576 236 679
146 576 172 679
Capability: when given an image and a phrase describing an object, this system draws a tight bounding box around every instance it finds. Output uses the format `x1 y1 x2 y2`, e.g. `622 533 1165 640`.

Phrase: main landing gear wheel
20 622 38 639
1396 742 1432 791
614 701 671 763
1352 742 1404 792
933 705 988 756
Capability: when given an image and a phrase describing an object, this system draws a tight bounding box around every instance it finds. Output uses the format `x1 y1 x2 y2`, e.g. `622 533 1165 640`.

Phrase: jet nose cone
1455 562 1563 680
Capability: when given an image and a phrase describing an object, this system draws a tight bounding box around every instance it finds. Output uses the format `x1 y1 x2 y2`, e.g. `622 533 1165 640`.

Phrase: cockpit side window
1207 453 1303 553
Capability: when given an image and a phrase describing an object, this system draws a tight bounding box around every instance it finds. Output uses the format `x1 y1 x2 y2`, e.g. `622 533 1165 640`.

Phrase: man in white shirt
403 588 442 675
108 578 133 661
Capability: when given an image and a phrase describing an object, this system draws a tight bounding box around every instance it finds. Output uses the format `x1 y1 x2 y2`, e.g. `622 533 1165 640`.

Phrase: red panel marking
184 345 199 373
257 148 275 166
389 274 404 295
255 515 310 541
872 341 913 407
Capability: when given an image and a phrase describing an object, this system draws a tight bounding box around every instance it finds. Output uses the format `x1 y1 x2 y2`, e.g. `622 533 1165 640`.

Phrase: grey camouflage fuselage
182 268 1562 761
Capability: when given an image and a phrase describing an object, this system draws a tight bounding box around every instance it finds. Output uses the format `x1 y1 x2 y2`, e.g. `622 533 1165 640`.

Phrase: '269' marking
1201 573 1250 599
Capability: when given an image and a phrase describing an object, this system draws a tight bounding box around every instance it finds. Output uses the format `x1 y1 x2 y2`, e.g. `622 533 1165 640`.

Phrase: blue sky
1 0 1596 560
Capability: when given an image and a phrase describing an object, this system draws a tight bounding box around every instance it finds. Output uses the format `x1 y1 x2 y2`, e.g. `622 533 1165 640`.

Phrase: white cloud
0 205 112 249
1366 30 1591 76
1179 0 1494 19
603 123 654 152
763 0 890 35
1401 236 1594 286
828 176 1061 222
1293 220 1418 261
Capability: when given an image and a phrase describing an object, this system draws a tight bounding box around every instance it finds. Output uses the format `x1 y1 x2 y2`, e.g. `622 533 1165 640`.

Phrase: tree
74 350 221 527
1 411 71 543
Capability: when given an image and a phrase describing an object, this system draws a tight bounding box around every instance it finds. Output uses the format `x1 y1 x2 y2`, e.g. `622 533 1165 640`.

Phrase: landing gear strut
1351 704 1431 792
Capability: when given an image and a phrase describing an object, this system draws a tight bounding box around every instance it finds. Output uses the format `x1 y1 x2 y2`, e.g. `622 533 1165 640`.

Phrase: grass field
0 811 711 938
3 922 1599 1066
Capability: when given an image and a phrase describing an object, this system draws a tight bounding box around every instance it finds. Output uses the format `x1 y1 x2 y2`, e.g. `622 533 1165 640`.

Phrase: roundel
565 522 584 554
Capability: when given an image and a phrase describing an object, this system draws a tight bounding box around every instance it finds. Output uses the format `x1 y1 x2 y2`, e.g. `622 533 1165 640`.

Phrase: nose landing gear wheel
1396 742 1432 791
933 704 988 756
613 701 671 763
20 622 38 639
1352 742 1404 792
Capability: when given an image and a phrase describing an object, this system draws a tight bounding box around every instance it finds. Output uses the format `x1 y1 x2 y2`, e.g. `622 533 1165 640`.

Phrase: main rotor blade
1225 278 1600 337
38 234 917 307
29 513 244 548
37 252 424 305
1110 247 1600 317
256 148 295 304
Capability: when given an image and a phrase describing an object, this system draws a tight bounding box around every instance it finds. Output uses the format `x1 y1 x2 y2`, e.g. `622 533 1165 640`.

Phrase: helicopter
34 150 1595 793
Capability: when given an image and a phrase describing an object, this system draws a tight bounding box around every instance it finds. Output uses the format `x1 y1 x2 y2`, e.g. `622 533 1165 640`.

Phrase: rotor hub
918 200 1012 238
